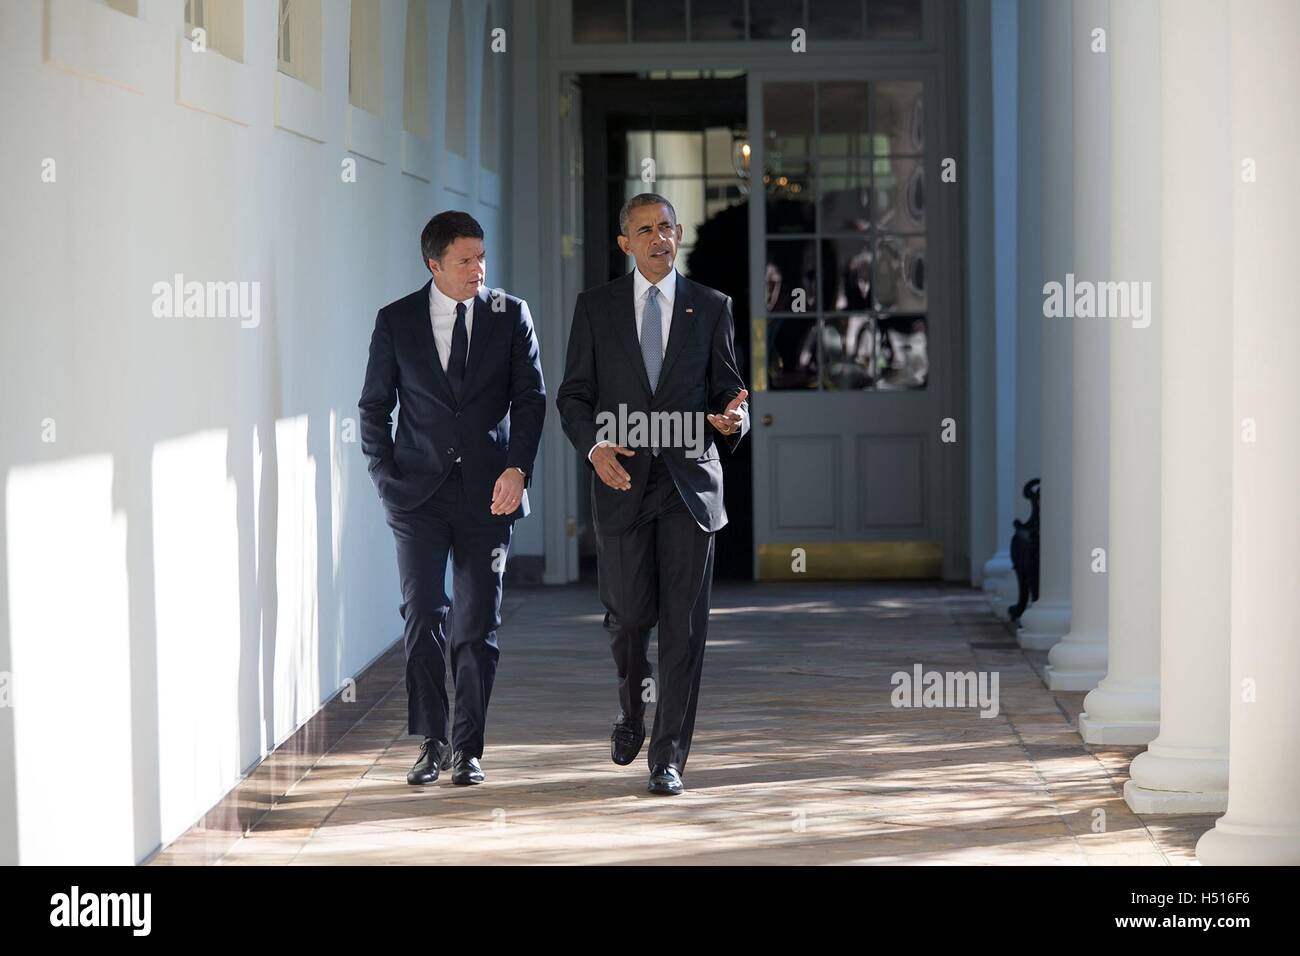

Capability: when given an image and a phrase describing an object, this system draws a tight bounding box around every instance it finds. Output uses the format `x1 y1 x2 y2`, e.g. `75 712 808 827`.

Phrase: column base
1197 820 1300 866
1079 713 1158 745
1124 780 1227 815
1124 743 1229 814
1045 664 1105 691
996 573 1020 608
1017 600 1070 649
1078 678 1160 743
1045 633 1108 691
981 552 1013 592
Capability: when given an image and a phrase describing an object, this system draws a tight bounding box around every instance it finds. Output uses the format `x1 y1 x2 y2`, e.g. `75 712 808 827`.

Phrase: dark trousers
383 464 512 756
595 454 716 773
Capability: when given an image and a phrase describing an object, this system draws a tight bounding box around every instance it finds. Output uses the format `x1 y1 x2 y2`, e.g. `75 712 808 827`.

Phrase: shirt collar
633 267 677 306
429 279 477 314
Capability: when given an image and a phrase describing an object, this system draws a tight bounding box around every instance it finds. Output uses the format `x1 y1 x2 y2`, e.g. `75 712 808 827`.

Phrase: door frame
528 0 968 583
745 56 967 581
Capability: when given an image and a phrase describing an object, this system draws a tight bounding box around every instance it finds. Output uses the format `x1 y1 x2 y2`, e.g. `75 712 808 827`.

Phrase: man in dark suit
359 211 545 787
557 193 749 795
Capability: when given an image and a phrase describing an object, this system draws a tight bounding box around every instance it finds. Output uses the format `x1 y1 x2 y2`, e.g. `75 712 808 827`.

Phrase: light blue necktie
641 286 663 456
641 286 663 392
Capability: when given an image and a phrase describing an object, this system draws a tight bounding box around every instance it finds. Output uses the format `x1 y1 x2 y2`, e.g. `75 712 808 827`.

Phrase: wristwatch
510 466 527 479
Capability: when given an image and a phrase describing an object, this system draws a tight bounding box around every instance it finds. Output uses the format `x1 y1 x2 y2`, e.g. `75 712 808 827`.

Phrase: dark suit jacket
557 271 749 535
358 282 546 518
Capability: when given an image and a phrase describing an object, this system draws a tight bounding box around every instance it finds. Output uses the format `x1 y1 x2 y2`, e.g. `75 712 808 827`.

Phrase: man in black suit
557 193 749 795
359 211 545 787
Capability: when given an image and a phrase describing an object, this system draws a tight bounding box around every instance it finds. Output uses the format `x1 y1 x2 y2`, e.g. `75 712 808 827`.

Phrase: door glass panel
818 81 872 235
572 0 924 44
819 82 869 138
573 0 626 42
749 0 802 39
766 240 818 314
763 83 815 233
872 155 925 232
765 318 819 390
691 0 745 40
874 314 929 389
871 80 924 154
759 77 928 393
821 238 872 311
871 234 926 313
632 0 686 41
768 189 815 234
810 0 865 39
821 171 872 233
820 315 878 389
866 0 924 40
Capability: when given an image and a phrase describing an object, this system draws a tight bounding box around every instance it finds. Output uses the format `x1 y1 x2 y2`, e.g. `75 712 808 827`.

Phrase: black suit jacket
358 282 546 518
557 271 749 535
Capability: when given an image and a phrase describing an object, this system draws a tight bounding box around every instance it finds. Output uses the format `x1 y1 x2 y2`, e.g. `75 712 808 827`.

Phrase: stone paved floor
187 582 1216 865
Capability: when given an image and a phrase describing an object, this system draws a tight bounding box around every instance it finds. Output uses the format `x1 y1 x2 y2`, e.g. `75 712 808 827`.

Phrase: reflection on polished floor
154 583 1212 865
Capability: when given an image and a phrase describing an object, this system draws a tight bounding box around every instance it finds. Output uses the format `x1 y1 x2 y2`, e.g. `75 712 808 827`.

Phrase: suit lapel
658 272 694 387
460 286 496 405
612 273 653 397
413 280 456 408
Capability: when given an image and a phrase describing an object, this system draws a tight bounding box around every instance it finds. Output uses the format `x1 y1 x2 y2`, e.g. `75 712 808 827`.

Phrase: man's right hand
592 444 635 491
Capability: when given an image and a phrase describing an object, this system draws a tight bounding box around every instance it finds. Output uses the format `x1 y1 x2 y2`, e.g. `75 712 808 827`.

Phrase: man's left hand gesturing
707 388 749 436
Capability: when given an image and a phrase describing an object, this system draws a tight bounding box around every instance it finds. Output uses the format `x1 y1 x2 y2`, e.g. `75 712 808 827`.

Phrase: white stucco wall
0 0 524 864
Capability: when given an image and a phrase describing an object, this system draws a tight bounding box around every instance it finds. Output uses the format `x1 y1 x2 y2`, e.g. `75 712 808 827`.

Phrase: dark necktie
448 301 468 400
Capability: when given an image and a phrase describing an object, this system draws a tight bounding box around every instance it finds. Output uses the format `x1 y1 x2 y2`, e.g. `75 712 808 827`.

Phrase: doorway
537 1 967 586
576 73 754 581
746 69 958 580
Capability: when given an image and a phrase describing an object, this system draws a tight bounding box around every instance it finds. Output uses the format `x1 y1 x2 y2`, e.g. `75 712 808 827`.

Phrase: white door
747 69 962 580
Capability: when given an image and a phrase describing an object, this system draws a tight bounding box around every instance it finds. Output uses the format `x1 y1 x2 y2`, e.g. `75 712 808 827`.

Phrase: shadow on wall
0 0 513 865
0 262 403 864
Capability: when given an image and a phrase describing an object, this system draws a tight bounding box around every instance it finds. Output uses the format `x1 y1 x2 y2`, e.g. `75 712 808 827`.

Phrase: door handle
761 414 774 427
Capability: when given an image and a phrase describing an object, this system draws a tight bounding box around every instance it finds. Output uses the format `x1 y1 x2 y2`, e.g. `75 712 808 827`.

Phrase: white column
1003 0 1044 616
965 0 1000 593
1197 0 1300 865
1017 0 1072 649
1124 0 1230 816
1043 0 1109 691
1078 0 1160 743
982 0 1020 599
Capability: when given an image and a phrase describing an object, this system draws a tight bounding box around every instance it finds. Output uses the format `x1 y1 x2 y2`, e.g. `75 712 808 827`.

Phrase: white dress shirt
428 280 476 372
633 267 676 358
430 280 476 465
588 268 678 462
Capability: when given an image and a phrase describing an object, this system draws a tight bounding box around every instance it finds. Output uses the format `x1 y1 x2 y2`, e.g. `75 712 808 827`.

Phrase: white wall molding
346 103 386 162
44 0 166 95
275 70 327 142
176 36 255 126
400 130 434 182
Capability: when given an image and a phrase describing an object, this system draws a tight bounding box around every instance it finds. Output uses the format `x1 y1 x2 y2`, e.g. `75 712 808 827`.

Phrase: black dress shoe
406 737 447 786
451 751 485 785
610 714 646 766
648 764 683 795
